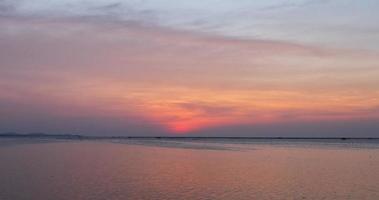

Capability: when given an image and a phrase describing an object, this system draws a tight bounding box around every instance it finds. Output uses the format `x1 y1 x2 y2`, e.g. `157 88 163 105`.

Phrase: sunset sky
1 0 379 136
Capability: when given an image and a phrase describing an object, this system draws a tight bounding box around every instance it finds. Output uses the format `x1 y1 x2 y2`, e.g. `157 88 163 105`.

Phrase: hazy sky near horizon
1 0 379 136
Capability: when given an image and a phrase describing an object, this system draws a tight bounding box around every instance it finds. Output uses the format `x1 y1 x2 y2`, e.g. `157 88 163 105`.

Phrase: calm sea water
0 138 379 200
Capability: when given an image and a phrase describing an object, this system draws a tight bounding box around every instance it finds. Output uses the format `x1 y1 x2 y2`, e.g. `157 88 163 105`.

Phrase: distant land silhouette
0 132 85 139
1 132 379 140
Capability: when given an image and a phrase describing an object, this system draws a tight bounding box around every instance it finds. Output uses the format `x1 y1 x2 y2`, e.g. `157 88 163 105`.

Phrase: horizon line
1 133 379 140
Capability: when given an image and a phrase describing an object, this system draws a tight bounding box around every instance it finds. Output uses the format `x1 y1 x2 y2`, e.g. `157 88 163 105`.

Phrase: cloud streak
1 0 379 50
261 0 331 11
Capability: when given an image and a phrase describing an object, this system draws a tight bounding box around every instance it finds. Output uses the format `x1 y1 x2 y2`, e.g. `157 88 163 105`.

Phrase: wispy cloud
2 0 379 51
261 0 331 11
0 0 18 14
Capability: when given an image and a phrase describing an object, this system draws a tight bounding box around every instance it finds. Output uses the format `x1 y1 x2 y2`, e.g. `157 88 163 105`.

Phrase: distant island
0 132 86 139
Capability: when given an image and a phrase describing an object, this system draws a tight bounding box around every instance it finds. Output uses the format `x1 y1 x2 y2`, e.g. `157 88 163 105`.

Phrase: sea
0 138 379 200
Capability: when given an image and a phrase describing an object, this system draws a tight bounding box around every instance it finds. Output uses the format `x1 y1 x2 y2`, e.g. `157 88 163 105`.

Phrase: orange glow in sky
1 9 379 136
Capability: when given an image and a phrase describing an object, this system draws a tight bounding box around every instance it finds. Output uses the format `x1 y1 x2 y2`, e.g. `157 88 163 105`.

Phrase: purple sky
1 0 379 136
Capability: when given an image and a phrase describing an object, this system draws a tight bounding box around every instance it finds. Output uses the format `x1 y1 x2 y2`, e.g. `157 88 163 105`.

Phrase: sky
1 0 379 137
